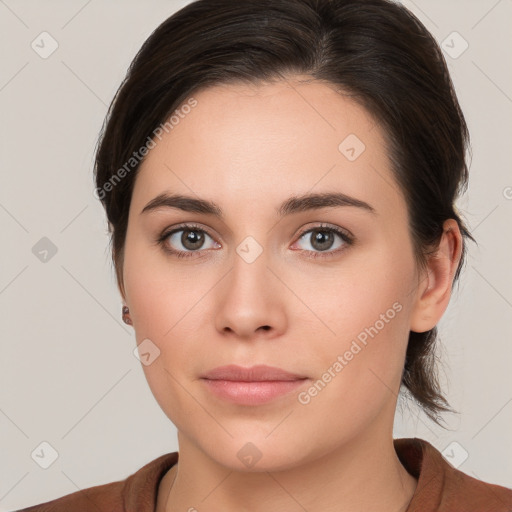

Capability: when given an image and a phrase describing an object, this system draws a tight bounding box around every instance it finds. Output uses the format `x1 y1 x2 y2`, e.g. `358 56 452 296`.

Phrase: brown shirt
15 437 512 512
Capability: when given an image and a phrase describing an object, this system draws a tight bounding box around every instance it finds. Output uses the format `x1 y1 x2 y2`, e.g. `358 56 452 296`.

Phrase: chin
194 432 310 473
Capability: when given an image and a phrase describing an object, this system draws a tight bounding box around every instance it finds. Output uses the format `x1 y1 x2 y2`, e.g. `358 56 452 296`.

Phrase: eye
156 222 354 260
157 223 220 259
292 224 353 259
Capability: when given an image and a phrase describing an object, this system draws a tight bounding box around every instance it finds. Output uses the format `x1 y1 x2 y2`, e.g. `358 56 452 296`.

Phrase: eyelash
156 223 354 260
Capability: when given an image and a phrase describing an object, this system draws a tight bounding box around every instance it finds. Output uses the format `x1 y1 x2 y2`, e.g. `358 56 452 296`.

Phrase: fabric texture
15 437 512 512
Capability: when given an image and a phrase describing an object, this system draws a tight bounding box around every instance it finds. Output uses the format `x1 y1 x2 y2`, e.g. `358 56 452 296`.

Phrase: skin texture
119 76 462 512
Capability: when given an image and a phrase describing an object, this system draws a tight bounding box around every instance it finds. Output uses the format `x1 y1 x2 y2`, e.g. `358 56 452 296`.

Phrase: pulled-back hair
94 0 474 423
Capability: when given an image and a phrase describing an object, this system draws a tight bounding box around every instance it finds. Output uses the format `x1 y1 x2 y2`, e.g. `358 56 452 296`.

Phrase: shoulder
14 452 179 512
14 479 125 512
395 437 512 512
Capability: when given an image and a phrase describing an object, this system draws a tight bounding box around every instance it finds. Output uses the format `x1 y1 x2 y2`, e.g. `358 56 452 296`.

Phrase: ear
410 219 463 333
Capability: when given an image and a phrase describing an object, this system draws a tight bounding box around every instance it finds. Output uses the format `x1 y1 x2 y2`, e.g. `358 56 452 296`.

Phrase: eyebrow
140 191 377 218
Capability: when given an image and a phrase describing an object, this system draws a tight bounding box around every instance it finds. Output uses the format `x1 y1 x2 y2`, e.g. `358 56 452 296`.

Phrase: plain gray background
1 0 511 510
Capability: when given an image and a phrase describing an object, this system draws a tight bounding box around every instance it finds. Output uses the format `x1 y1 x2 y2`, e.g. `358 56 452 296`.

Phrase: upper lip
201 364 307 382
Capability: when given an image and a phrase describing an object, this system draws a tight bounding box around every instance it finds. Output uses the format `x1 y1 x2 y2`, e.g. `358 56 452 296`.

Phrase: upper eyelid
163 223 216 240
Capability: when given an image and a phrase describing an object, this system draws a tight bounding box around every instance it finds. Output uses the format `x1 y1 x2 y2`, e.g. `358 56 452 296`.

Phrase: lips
200 365 309 405
201 364 307 382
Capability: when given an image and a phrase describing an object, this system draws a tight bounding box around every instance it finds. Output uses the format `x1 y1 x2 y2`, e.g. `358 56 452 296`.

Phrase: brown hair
94 0 475 423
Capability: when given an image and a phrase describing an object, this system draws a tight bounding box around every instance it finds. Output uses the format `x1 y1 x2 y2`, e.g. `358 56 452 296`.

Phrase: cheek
292 286 413 440
303 242 416 390
123 233 203 336
304 245 414 344
122 237 217 410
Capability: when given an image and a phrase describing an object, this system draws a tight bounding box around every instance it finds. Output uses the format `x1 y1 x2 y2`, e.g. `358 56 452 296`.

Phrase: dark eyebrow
140 191 376 218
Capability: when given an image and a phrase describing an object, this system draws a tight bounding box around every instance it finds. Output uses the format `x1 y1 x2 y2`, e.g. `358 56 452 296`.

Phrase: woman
17 0 512 511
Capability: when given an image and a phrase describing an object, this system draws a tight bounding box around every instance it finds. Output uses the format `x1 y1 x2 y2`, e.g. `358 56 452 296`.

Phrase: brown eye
158 224 220 259
293 224 354 259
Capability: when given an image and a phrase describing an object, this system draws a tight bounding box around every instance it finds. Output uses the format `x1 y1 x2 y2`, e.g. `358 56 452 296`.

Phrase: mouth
200 364 309 405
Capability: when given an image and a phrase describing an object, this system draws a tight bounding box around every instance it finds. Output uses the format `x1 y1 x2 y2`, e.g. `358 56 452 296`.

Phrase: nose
213 239 287 340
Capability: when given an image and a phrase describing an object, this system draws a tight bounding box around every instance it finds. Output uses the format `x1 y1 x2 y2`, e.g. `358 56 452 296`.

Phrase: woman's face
122 77 426 470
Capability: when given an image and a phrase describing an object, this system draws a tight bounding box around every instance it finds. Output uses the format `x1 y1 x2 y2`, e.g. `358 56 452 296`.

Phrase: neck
158 428 417 512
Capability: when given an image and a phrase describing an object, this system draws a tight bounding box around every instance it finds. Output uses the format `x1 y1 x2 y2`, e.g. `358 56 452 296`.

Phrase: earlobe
410 219 463 333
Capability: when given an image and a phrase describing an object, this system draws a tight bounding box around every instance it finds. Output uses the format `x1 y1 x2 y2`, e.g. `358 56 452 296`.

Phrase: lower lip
201 378 308 405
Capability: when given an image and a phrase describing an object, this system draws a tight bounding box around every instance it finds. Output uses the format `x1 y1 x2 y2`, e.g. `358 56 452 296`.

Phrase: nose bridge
217 206 284 292
235 234 266 267
221 230 281 302
228 233 270 288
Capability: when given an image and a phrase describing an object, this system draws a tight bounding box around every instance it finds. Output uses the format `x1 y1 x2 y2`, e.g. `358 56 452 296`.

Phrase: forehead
131 78 403 220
